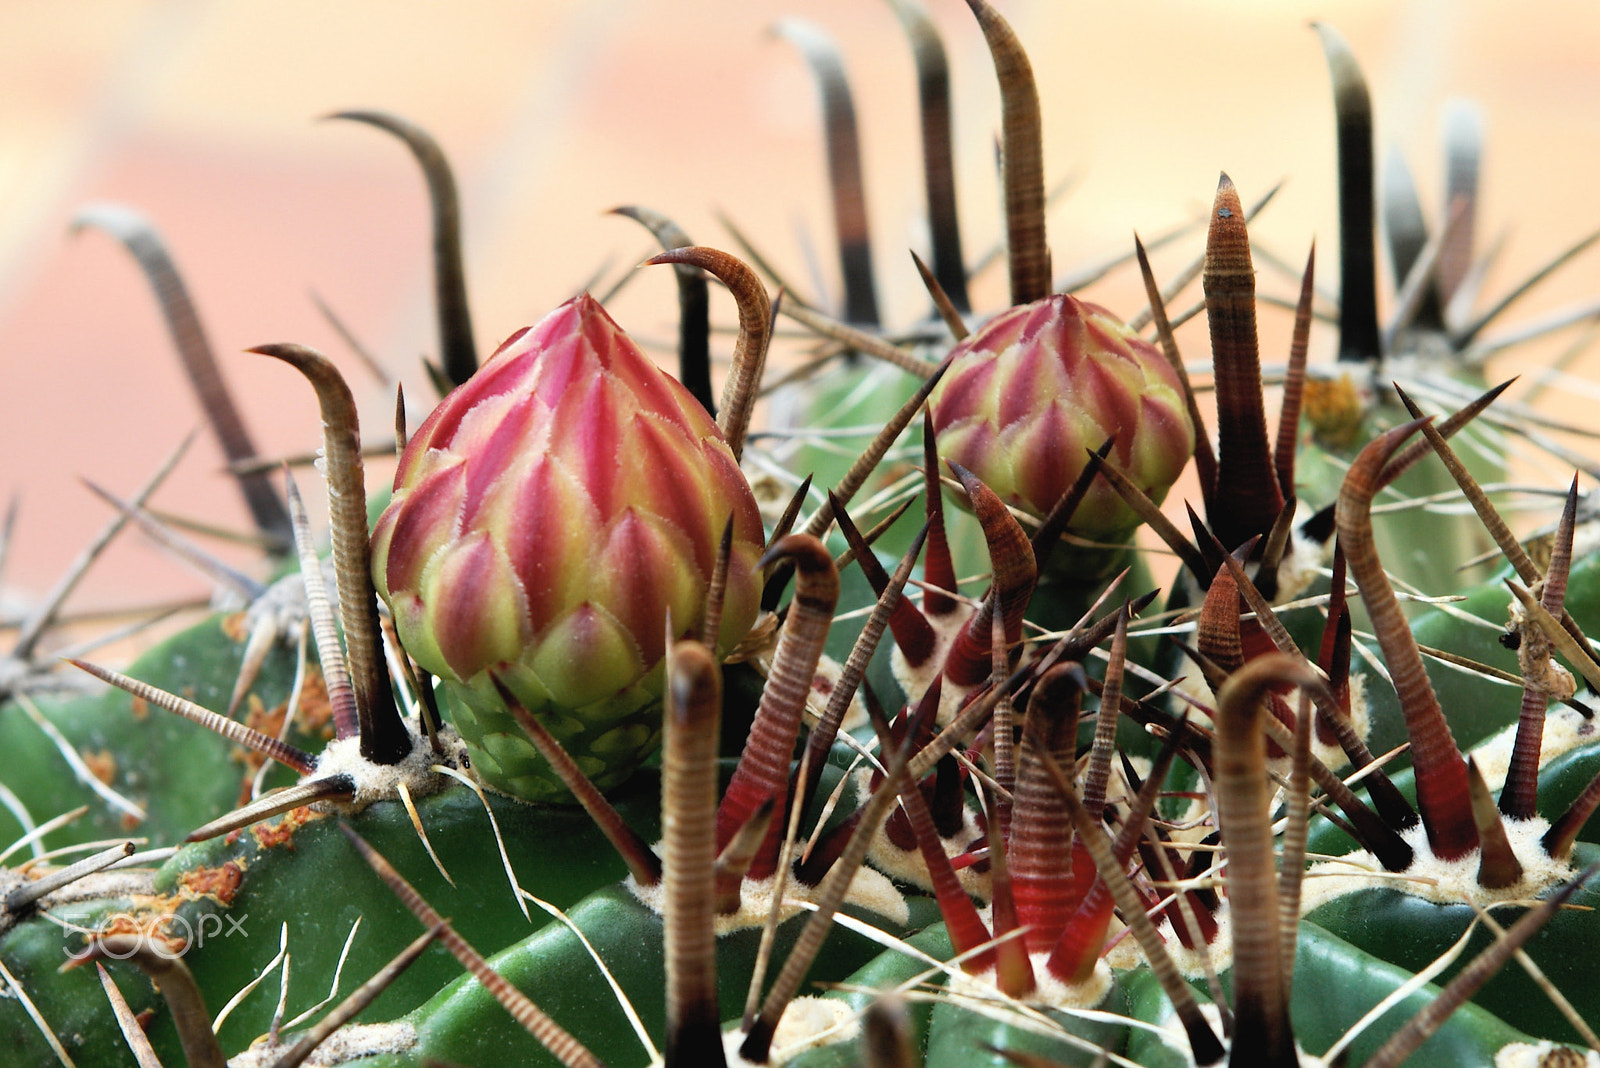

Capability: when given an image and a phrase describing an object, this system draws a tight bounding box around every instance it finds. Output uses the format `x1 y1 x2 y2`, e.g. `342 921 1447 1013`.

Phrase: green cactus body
1294 392 1504 599
781 922 957 1068
1304 843 1600 1047
0 613 303 849
0 776 660 1065
922 977 1130 1068
299 884 939 1068
1120 922 1567 1067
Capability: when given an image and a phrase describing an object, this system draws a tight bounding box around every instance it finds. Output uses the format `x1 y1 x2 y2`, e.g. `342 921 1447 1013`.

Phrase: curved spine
773 18 879 325
1214 656 1322 1066
1336 421 1477 859
250 343 410 765
890 0 969 312
71 203 292 549
611 205 714 415
647 246 770 462
965 0 1049 305
328 111 477 387
1314 23 1381 363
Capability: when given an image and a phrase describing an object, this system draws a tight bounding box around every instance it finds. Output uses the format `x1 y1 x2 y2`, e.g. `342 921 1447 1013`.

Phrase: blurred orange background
2 0 1598 627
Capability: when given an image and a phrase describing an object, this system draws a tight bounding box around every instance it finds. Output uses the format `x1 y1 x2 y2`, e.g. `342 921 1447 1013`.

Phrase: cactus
5 4 1600 1068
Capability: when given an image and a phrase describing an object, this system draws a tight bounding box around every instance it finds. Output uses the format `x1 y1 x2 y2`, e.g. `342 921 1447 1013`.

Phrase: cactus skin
1306 846 1600 1047
2 879 163 1068
371 294 765 801
1121 922 1574 1067
345 886 940 1068
0 612 303 849
922 983 1131 1068
1349 550 1600 776
0 776 665 1066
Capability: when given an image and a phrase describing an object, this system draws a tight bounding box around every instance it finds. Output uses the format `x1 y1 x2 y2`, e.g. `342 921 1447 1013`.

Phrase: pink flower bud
372 294 764 800
929 295 1194 541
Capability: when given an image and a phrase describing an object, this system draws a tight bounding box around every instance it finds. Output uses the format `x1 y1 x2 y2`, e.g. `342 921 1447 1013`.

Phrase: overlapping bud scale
372 294 764 800
930 295 1194 542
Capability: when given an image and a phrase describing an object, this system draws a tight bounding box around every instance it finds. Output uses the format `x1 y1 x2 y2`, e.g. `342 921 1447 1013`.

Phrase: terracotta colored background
2 1 1598 635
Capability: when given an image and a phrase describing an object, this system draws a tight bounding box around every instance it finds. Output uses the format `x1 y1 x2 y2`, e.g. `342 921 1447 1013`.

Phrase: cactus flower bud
371 294 765 801
928 295 1194 542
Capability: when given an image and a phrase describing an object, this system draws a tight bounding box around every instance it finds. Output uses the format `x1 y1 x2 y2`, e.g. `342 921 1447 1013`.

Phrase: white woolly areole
768 995 861 1060
311 722 466 808
627 861 908 937
229 1021 417 1067
1099 906 1235 979
1468 703 1598 794
963 905 1116 1011
710 997 861 1068
238 555 339 628
939 952 1114 1035
1274 524 1331 605
1302 670 1370 775
828 862 909 926
1168 506 1329 620
856 768 991 900
889 600 975 726
865 824 991 901
1301 817 1574 915
1340 671 1371 756
1496 1040 1600 1067
629 870 797 936
748 649 869 732
1171 669 1365 777
807 654 869 732
1300 702 1596 912
1172 904 1234 977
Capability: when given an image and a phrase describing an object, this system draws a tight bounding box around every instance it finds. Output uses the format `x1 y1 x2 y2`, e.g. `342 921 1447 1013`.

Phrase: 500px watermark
64 913 248 961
